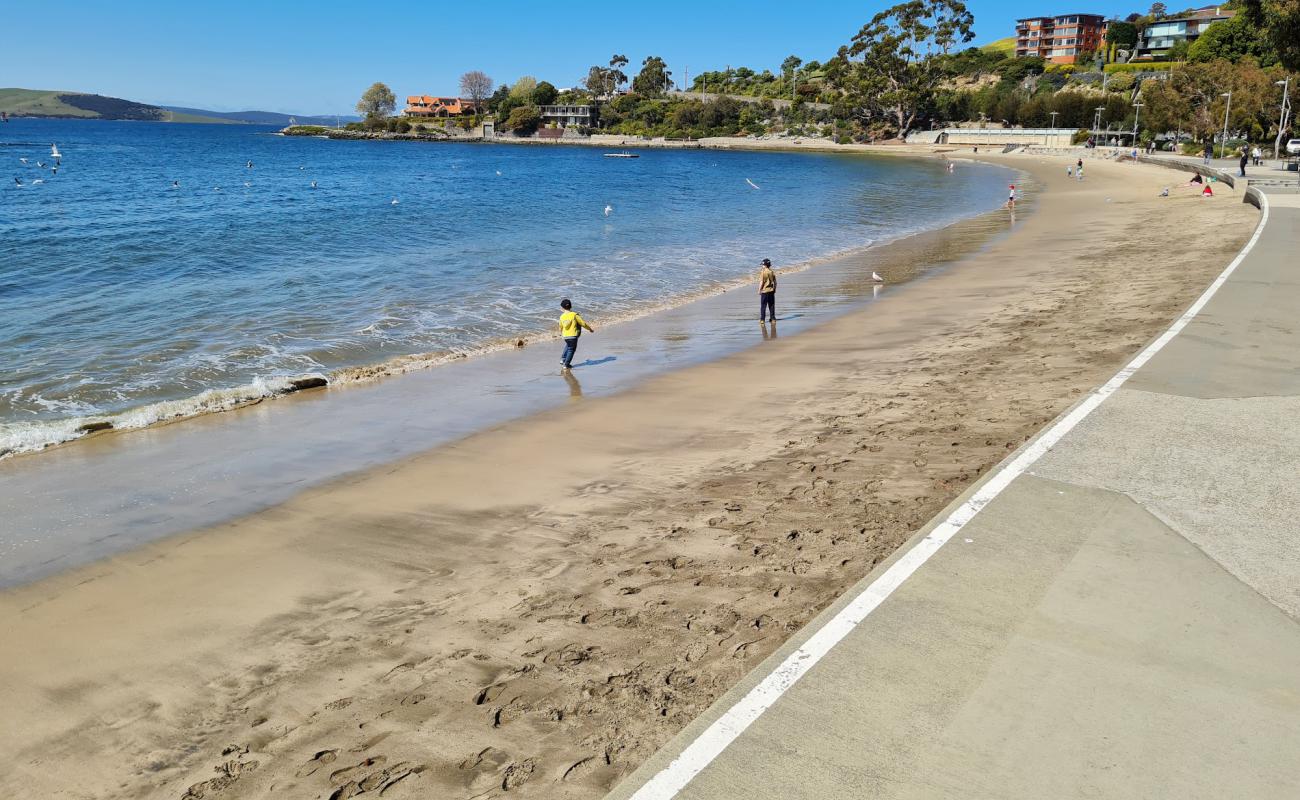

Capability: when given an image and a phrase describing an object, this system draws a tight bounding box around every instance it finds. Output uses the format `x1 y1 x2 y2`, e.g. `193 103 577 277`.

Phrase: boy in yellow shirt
558 298 595 370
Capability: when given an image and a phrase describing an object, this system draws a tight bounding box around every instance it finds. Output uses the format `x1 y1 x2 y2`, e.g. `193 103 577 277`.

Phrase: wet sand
0 156 1258 800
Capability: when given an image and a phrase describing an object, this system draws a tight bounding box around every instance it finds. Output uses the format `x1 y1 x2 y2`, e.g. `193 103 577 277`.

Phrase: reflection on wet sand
563 370 583 398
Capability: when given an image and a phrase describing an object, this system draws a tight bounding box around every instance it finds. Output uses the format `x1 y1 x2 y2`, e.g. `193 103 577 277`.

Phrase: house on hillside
539 105 598 128
404 96 482 117
1014 14 1108 64
1134 6 1233 59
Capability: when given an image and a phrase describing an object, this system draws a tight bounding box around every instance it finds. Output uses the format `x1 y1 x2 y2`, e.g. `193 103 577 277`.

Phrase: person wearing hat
758 258 777 323
557 298 594 370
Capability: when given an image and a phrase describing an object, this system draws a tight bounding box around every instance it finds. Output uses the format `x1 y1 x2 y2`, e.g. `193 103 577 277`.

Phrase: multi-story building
1135 6 1234 59
538 105 598 128
1015 14 1108 64
403 96 481 117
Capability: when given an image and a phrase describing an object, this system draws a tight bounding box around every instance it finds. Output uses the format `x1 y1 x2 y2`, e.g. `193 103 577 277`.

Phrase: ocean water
1 118 1008 456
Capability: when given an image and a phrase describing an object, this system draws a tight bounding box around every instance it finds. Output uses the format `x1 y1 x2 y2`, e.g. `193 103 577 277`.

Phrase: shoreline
0 156 1260 799
0 176 1024 589
0 149 1015 464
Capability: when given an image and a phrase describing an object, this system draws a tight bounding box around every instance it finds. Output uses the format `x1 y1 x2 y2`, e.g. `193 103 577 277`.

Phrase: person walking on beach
558 298 594 371
758 258 777 323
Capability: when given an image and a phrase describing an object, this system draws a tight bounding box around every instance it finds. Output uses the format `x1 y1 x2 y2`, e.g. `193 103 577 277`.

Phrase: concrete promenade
609 181 1300 799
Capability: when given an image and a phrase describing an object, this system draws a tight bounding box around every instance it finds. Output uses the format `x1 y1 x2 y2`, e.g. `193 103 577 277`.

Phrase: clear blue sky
5 0 1140 114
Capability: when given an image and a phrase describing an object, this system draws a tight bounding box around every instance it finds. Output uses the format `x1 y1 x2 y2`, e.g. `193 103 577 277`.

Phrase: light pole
1050 110 1059 129
1220 91 1232 159
1093 106 1105 139
1133 102 1144 144
1275 78 1292 160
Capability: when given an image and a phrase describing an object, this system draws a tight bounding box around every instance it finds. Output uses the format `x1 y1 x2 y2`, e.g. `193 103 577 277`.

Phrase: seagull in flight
604 204 613 217
390 198 399 205
18 157 27 165
745 178 760 190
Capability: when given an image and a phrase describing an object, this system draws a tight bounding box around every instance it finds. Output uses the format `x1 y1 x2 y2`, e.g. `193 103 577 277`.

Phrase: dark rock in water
0 448 11 459
515 339 526 348
287 376 328 392
76 421 114 434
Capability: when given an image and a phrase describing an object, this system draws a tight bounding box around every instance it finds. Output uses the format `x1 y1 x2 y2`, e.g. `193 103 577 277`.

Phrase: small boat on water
603 151 639 158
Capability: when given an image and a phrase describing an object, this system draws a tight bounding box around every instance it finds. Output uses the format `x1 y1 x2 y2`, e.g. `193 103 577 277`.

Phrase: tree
509 76 538 101
356 82 396 119
828 0 976 136
782 55 803 74
505 106 541 135
632 56 672 96
459 71 494 106
533 81 559 106
585 66 611 97
1149 2 1167 18
1188 14 1275 63
609 54 630 93
1105 21 1138 62
1262 0 1300 70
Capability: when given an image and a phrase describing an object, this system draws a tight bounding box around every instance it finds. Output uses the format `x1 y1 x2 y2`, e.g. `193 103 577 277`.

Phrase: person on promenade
1203 142 1213 165
558 298 594 371
758 258 777 323
1239 148 1248 177
1252 145 1262 166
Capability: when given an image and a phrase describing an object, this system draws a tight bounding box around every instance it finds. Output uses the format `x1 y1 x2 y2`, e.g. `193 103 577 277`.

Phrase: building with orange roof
403 96 482 117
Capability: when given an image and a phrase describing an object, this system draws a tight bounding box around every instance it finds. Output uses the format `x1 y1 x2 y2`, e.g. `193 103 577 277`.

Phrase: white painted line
629 190 1272 800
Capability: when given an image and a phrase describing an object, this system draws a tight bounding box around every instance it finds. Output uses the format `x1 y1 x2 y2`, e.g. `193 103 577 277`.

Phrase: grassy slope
1 88 238 123
981 37 1017 54
0 88 98 117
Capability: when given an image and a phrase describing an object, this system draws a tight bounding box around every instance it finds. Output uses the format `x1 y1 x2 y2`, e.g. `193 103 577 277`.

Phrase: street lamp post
1275 78 1292 160
1050 111 1059 129
1220 91 1232 159
1093 106 1105 143
1133 102 1144 144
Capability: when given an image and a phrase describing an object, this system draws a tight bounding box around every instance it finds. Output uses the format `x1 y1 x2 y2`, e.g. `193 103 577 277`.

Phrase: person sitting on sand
758 258 777 323
558 298 594 371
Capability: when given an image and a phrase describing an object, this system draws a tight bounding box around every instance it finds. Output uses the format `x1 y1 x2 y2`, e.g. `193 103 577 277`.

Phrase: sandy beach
0 156 1258 800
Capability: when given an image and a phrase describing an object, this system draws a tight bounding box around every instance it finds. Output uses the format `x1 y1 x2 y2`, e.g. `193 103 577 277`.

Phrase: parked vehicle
1286 138 1300 155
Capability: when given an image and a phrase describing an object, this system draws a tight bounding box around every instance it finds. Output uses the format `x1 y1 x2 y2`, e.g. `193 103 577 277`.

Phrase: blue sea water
0 118 1008 455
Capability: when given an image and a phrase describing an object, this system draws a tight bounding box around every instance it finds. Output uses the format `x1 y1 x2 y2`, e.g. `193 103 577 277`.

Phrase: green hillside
0 88 100 117
0 87 230 123
981 37 1017 55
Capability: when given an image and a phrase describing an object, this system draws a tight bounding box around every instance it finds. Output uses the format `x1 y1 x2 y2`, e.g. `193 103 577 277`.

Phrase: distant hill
162 107 360 126
0 88 356 125
0 88 172 120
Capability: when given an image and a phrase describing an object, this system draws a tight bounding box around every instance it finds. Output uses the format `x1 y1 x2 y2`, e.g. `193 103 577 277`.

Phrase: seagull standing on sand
871 271 884 283
604 204 613 217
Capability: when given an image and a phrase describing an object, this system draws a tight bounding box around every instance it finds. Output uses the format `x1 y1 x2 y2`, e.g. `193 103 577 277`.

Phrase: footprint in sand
326 756 424 799
296 749 338 778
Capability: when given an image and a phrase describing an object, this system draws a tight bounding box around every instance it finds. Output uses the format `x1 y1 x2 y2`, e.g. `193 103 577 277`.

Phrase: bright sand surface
0 156 1258 799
